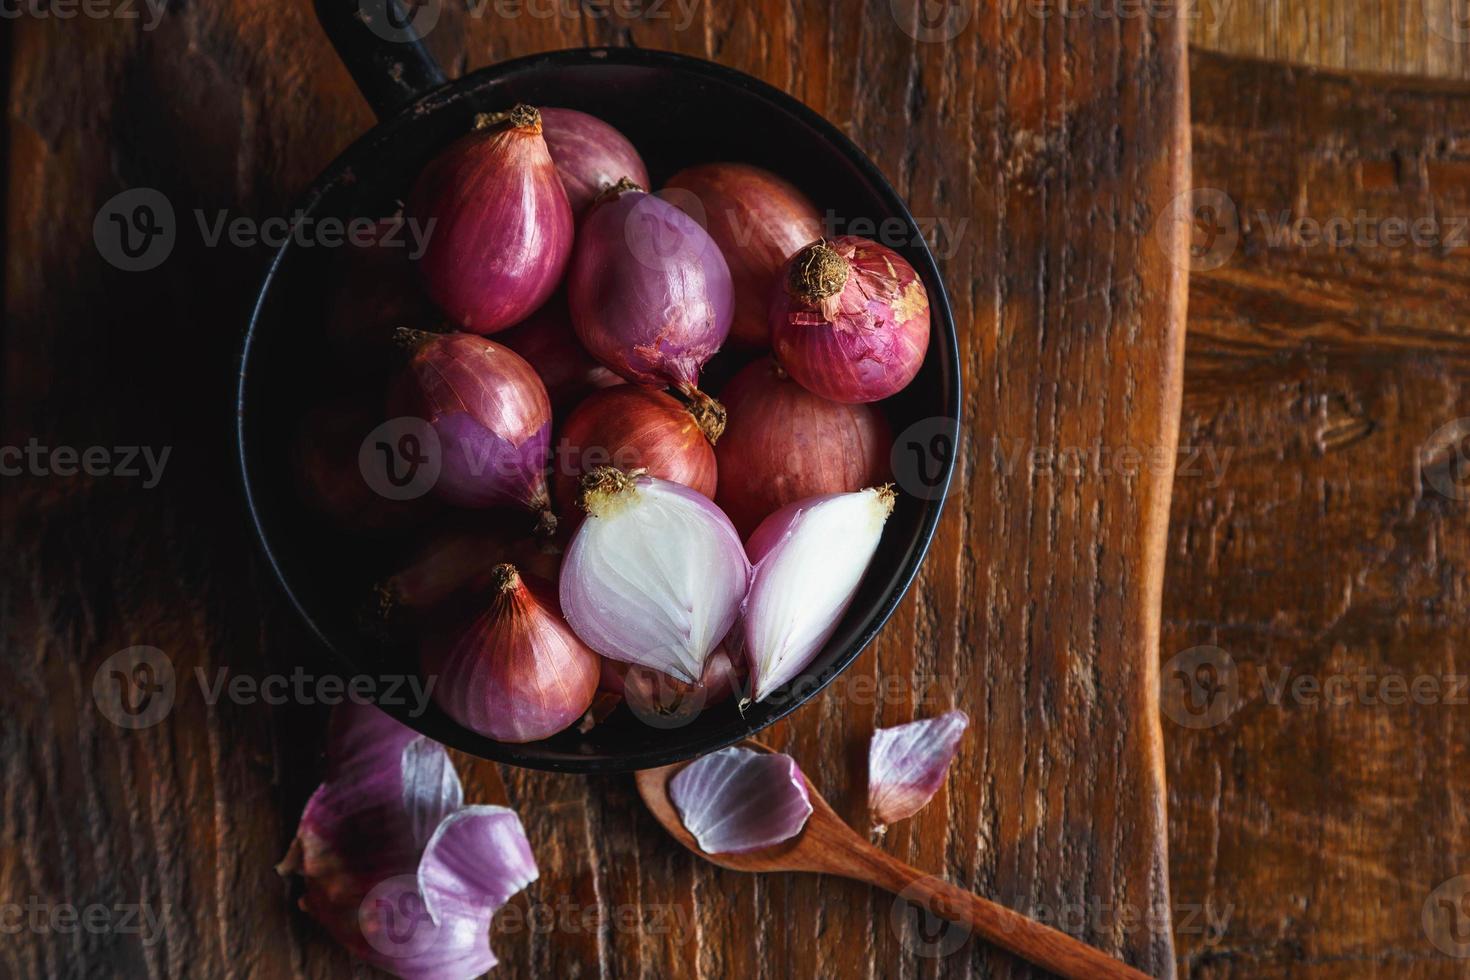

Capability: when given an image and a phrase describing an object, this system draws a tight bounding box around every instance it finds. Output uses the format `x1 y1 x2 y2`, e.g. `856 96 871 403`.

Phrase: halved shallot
559 468 750 684
742 486 896 701
669 746 813 854
867 710 970 831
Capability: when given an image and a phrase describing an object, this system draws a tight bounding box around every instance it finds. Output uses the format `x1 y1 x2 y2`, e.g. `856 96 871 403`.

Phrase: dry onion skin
867 710 970 831
669 746 813 854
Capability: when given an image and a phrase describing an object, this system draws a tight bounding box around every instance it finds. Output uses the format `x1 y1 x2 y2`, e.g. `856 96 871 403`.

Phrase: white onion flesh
561 471 751 683
742 487 895 701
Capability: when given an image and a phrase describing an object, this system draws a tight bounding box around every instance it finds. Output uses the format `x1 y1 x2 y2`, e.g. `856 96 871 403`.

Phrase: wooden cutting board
0 2 1187 976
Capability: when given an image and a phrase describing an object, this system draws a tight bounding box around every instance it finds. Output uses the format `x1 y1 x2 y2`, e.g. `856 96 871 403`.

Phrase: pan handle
313 0 448 120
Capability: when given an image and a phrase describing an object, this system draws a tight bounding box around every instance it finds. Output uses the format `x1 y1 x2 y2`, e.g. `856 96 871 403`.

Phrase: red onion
715 357 891 537
423 564 600 743
769 236 930 403
567 181 733 408
669 746 813 854
369 521 560 630
539 107 650 220
560 468 750 683
389 330 556 534
294 400 434 533
598 644 743 729
665 163 823 348
868 710 969 831
551 385 718 518
494 293 620 412
326 220 442 372
742 486 895 700
406 105 574 334
278 704 538 977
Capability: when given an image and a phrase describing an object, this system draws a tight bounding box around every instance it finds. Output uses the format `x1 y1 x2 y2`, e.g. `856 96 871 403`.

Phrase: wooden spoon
636 739 1152 980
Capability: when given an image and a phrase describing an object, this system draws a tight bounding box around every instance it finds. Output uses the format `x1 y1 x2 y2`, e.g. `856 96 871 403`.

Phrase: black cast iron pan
236 0 961 772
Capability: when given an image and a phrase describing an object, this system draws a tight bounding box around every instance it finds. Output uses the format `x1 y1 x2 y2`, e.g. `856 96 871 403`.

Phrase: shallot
715 357 890 536
539 107 650 219
665 162 822 347
407 105 573 334
422 564 600 743
742 486 896 701
552 385 718 518
389 330 556 534
278 704 538 978
567 180 732 413
769 236 930 403
560 468 750 684
494 293 620 411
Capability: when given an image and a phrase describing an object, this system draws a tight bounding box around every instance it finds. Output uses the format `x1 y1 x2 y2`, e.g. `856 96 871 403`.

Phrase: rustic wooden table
3 2 1467 979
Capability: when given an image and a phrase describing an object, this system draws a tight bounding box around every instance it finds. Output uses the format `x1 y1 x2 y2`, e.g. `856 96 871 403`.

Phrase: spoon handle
860 850 1153 980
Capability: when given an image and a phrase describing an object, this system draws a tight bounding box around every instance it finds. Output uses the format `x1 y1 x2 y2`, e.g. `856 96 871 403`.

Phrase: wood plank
2 2 1187 976
1165 47 1470 979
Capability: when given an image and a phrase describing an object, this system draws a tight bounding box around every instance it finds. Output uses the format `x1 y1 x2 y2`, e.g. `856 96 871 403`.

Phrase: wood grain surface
1189 0 1470 80
4 1 1188 978
1164 48 1470 978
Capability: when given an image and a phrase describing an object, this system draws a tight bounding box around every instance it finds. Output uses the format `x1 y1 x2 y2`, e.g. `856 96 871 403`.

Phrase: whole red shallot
495 293 620 412
665 162 822 348
567 180 733 415
539 107 650 220
715 357 891 537
389 330 556 534
769 236 930 403
552 385 718 518
407 105 574 334
423 564 600 743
